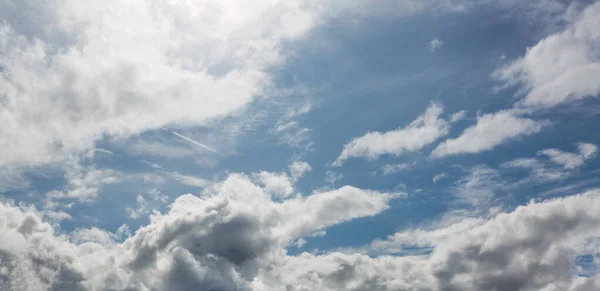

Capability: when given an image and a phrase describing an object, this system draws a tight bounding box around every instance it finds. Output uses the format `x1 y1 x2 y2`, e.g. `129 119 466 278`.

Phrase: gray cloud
0 172 395 290
2 174 600 290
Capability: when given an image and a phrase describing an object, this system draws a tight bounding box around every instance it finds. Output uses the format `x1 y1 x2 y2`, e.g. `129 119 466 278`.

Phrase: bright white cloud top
335 103 451 165
431 110 547 158
1 1 600 291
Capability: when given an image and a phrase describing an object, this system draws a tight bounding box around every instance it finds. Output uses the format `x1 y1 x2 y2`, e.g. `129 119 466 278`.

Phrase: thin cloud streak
172 131 222 156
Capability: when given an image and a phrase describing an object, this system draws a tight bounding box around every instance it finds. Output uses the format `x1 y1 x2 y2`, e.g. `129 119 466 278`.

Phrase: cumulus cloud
361 190 600 290
431 110 547 158
493 1 600 109
335 103 453 165
1 1 598 291
431 3 599 160
5 170 600 290
271 120 313 150
0 172 395 290
256 171 295 198
254 161 311 198
254 189 600 290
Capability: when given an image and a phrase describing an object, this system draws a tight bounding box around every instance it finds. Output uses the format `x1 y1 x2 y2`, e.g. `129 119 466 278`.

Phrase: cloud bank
2 177 600 290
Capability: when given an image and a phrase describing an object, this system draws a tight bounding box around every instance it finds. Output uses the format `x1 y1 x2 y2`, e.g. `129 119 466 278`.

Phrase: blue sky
1 0 600 290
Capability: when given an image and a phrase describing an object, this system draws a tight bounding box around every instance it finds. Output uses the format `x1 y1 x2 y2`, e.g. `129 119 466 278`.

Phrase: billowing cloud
431 110 546 158
2 1 599 291
0 172 395 290
335 103 453 165
4 170 600 290
493 1 600 109
359 190 600 291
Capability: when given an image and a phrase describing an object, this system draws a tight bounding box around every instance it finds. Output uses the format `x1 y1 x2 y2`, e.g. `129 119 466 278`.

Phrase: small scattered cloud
429 38 443 52
45 159 119 203
381 163 412 176
126 189 168 219
449 110 467 123
325 171 343 185
538 142 597 169
271 101 314 151
502 142 597 184
171 172 211 188
289 161 312 181
451 166 504 218
256 171 295 198
432 172 447 183
493 2 600 109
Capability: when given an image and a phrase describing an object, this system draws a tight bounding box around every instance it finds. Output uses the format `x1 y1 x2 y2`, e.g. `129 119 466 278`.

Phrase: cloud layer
0 172 395 290
2 176 600 290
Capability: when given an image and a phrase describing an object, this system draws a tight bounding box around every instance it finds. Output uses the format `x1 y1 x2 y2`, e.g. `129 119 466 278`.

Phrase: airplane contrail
172 131 221 156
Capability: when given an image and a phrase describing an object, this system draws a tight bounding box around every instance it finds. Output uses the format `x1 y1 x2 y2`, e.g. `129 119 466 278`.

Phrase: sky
1 0 600 290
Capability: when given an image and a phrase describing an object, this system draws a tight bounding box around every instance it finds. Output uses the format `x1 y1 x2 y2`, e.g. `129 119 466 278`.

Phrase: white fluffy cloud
335 103 454 165
0 172 396 290
1 0 548 169
0 0 363 168
360 190 600 291
4 171 600 290
434 2 599 159
431 110 546 158
493 1 600 109
2 1 599 291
